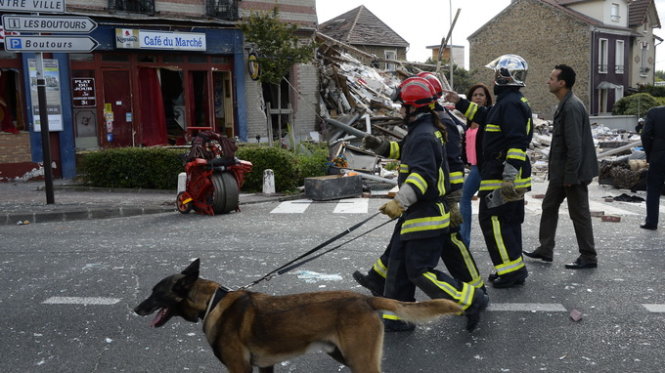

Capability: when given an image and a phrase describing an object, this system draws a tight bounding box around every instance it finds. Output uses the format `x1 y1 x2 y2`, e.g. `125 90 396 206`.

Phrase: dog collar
202 286 230 322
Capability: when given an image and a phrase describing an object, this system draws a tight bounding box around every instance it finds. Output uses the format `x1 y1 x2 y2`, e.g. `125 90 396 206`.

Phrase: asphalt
0 179 292 226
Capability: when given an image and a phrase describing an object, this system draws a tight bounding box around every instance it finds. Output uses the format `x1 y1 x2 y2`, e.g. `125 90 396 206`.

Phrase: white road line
643 304 665 313
334 198 368 214
488 303 567 312
270 199 311 214
43 297 121 305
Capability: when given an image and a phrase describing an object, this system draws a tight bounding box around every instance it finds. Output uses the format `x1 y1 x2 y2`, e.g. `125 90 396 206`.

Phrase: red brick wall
0 132 32 163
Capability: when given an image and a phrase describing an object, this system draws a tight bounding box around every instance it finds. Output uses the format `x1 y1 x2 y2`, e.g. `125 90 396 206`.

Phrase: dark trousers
537 182 596 261
478 192 527 277
646 158 665 226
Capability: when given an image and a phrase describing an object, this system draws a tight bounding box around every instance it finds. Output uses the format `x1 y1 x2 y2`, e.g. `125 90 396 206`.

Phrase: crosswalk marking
334 198 369 214
270 199 312 214
43 296 120 305
643 304 665 313
487 303 567 312
272 195 647 216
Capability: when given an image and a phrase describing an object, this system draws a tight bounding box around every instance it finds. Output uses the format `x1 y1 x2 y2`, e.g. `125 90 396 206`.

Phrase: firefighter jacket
436 104 466 193
455 87 532 192
386 113 451 240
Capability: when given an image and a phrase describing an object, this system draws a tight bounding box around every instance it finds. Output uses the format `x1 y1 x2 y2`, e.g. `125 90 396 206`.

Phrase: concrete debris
569 309 583 322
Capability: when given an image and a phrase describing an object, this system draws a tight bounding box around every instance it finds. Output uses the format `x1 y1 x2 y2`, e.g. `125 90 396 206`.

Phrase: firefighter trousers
368 225 484 294
478 191 527 277
383 228 477 312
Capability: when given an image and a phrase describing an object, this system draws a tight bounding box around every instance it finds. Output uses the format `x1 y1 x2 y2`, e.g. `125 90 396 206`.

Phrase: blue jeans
460 165 480 247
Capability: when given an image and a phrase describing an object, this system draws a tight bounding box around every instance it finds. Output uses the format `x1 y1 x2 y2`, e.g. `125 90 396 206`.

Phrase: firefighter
445 54 533 288
355 76 488 332
417 72 485 290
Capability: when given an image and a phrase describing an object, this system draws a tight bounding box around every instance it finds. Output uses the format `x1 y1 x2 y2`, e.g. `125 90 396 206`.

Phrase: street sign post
5 35 99 52
1 14 97 33
0 0 65 13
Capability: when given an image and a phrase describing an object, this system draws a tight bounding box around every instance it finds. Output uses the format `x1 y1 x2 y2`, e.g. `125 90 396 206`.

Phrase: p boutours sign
115 29 206 52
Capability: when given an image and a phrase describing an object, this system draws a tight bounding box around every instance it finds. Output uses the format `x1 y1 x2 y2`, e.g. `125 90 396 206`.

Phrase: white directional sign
2 15 97 33
5 35 99 53
0 0 65 13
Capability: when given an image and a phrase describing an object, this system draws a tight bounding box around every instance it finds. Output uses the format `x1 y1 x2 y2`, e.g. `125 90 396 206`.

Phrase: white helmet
486 54 528 87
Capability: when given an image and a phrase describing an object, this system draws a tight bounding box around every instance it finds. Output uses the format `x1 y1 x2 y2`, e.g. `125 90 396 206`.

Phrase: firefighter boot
352 269 385 296
465 288 490 332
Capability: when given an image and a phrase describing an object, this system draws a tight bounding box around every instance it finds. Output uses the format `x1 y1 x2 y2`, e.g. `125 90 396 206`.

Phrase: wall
469 0 591 119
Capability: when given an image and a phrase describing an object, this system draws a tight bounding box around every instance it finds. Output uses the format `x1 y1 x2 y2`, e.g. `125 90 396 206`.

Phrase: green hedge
79 144 330 192
80 147 184 189
236 144 328 192
612 92 665 115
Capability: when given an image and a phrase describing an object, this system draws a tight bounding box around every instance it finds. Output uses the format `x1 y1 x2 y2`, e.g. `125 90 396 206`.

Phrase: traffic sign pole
36 53 55 204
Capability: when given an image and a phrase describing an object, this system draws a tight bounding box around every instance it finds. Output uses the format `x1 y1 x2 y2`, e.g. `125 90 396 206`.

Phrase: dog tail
368 297 462 323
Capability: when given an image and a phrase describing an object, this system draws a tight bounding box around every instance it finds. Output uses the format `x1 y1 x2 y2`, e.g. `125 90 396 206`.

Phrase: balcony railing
206 0 238 20
598 64 608 74
108 0 155 15
615 65 624 74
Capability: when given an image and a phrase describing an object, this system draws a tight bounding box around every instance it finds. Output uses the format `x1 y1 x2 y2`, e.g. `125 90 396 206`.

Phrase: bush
612 93 659 115
80 147 184 189
294 145 329 184
79 144 331 193
236 145 300 192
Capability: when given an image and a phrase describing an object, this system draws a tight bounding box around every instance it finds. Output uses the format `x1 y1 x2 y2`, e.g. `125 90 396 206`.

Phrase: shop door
213 71 234 137
102 70 133 147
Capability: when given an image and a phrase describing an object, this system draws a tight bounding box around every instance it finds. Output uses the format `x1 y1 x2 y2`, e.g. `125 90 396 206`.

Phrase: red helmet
394 77 436 108
416 72 443 98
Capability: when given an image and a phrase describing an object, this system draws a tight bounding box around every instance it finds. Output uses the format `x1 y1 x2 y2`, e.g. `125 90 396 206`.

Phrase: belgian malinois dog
134 259 461 373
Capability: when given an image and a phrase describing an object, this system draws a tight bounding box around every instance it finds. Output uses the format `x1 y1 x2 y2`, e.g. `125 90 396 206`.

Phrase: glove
379 199 405 219
362 135 389 155
445 189 463 228
499 179 525 202
448 201 463 228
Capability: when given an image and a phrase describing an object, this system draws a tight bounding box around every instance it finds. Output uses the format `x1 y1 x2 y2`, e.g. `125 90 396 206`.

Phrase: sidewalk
0 179 290 226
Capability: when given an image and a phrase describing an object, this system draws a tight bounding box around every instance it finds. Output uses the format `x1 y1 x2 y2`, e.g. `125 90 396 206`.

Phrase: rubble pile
314 37 647 193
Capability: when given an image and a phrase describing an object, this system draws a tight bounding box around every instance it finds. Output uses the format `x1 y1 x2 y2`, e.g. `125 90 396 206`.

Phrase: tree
240 8 315 85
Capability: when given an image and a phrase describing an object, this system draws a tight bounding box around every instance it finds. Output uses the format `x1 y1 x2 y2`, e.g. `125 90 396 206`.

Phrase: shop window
211 56 230 64
163 55 185 63
108 0 155 15
188 71 211 128
188 55 208 64
0 69 26 133
0 51 18 60
71 70 99 150
213 71 234 137
160 69 187 144
70 54 94 62
138 55 157 63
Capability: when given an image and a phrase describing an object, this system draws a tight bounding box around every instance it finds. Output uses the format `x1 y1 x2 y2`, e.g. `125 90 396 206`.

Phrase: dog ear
173 259 200 297
182 258 200 278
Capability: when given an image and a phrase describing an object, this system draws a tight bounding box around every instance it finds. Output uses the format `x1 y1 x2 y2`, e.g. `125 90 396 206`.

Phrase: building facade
468 0 660 119
0 0 318 180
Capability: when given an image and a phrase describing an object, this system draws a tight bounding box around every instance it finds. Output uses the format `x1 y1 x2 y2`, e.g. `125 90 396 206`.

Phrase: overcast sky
315 0 665 71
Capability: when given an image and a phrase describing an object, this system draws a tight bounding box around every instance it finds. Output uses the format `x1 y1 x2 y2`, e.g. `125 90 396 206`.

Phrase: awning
597 81 622 89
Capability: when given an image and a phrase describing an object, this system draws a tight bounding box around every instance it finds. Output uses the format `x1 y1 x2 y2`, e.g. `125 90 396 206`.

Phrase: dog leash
275 217 394 275
239 212 385 289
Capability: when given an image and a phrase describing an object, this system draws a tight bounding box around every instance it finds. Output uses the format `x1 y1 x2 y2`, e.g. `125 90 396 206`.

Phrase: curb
2 205 175 226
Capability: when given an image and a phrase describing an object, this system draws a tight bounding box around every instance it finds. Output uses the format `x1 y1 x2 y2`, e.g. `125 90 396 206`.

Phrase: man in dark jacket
640 105 665 230
523 64 599 269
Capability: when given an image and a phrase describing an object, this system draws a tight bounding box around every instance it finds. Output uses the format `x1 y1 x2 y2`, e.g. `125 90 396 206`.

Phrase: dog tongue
151 308 168 327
